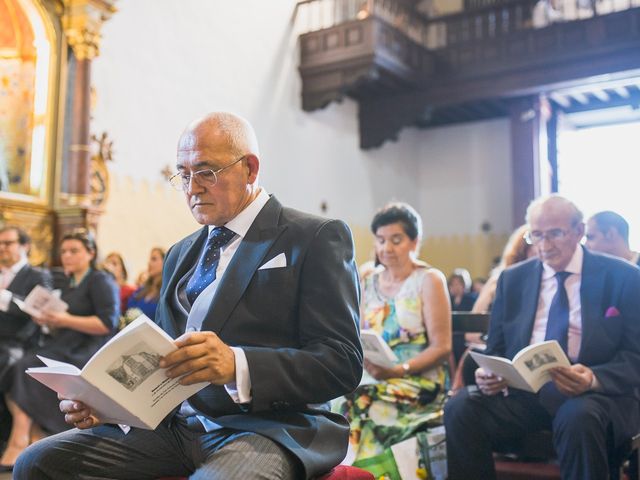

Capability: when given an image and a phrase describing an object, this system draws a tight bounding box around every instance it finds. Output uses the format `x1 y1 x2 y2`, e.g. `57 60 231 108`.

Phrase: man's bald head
525 195 584 272
525 195 583 227
175 112 262 226
178 112 260 158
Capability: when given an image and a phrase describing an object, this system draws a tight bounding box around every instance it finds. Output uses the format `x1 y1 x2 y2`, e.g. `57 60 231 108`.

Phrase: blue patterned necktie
544 271 571 353
185 226 235 305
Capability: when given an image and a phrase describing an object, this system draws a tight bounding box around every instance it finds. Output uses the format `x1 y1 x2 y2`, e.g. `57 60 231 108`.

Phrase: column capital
62 0 117 60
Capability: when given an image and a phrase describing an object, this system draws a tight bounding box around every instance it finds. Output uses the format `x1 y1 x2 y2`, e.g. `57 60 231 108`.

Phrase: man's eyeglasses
0 240 18 248
169 155 246 191
523 228 572 245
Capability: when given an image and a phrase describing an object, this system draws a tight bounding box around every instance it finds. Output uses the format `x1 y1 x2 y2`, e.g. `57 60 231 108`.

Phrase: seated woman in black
0 230 119 469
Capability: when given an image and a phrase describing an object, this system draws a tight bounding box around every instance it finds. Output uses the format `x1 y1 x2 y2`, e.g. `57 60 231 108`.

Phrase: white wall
91 0 513 278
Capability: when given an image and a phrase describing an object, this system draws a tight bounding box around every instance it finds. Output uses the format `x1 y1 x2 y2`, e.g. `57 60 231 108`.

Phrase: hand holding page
26 315 208 429
360 329 398 369
13 285 68 317
470 340 570 393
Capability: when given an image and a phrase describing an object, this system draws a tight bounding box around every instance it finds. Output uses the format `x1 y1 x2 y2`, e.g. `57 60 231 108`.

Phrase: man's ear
245 154 260 184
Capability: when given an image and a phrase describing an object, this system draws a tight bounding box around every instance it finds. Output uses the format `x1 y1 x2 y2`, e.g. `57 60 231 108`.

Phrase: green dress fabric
335 266 449 463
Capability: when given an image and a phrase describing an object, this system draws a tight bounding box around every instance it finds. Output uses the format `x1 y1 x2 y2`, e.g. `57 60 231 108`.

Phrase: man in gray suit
16 113 362 479
0 226 52 383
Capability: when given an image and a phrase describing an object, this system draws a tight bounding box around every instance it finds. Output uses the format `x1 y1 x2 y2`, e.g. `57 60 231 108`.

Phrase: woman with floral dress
336 202 451 474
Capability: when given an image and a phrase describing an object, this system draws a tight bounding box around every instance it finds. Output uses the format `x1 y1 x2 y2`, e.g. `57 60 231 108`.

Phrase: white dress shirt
178 188 270 431
0 256 28 312
529 245 583 361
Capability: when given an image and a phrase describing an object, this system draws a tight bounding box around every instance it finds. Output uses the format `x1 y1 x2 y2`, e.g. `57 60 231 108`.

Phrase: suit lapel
578 248 603 362
8 265 28 291
160 227 207 336
520 261 543 348
202 197 286 334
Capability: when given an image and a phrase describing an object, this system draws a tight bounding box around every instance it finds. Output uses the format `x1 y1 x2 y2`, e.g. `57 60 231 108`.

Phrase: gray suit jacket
156 196 363 478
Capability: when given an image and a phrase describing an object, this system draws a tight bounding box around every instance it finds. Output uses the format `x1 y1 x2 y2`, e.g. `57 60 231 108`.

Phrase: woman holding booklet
0 230 119 470
334 202 451 476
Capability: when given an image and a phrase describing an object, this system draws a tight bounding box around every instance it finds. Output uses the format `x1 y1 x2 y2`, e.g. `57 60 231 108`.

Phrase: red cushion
495 460 561 480
316 465 375 480
156 465 374 480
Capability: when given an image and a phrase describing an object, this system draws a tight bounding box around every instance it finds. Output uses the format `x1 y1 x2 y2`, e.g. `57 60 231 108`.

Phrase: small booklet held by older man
469 340 571 393
25 315 208 430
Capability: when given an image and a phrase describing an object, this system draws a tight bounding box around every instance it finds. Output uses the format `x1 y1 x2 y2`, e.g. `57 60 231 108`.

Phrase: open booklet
26 315 208 430
360 329 398 369
13 285 68 317
470 340 571 393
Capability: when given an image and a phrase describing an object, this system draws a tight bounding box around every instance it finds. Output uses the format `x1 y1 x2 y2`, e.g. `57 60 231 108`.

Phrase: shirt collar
208 188 270 239
1 256 28 275
542 244 583 279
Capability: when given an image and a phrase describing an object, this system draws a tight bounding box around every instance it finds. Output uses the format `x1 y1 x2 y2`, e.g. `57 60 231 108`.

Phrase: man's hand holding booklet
470 340 570 393
26 315 209 429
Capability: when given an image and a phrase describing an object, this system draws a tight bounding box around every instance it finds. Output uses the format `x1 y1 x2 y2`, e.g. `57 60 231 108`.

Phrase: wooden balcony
296 0 640 148
299 16 438 110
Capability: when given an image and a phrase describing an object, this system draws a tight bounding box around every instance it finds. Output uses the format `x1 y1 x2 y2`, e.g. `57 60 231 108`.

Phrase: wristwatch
401 362 411 376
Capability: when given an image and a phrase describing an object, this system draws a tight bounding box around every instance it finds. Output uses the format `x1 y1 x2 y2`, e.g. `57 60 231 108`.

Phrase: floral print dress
335 266 449 462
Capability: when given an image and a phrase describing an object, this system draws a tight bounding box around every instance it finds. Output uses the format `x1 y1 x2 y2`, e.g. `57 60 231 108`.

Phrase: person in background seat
1 230 119 470
0 226 52 461
335 202 451 473
445 195 640 480
585 210 640 267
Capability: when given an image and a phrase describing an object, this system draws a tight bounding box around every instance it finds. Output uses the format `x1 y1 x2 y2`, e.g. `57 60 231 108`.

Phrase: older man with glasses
444 194 640 480
15 112 362 480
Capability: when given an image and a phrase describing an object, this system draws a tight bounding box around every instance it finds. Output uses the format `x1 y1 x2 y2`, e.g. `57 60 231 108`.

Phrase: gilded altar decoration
0 0 118 267
62 0 117 60
26 217 54 266
90 131 113 207
0 0 47 197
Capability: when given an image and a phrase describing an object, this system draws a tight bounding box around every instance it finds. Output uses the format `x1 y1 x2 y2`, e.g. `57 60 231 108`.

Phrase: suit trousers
444 386 640 480
14 414 301 480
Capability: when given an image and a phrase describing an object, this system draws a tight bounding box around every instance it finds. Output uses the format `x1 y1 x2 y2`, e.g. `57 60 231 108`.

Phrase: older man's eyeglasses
0 240 18 248
169 155 246 191
523 228 572 245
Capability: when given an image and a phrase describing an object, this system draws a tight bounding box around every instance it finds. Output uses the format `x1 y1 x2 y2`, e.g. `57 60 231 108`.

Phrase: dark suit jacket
156 196 363 478
486 247 640 397
0 264 52 343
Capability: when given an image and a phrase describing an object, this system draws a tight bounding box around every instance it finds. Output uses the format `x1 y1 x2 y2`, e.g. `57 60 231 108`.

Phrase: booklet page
27 315 208 429
360 329 398 369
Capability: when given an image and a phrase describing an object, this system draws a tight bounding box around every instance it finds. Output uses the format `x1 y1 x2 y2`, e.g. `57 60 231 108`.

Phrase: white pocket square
259 253 287 270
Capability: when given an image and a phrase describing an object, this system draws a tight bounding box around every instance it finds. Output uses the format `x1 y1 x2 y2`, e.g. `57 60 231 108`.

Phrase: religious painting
0 0 53 199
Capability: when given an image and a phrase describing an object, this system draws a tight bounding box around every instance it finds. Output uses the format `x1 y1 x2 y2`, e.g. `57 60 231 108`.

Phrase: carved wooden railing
295 0 431 46
296 0 640 49
296 0 640 147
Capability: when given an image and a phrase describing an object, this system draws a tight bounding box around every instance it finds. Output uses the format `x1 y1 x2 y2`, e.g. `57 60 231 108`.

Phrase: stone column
60 0 116 205
508 95 551 228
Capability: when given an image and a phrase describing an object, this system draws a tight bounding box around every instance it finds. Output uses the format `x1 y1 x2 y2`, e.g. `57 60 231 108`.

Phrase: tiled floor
0 472 11 480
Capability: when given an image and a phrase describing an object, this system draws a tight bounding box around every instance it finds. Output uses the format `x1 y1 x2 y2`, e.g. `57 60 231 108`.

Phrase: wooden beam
509 96 544 228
